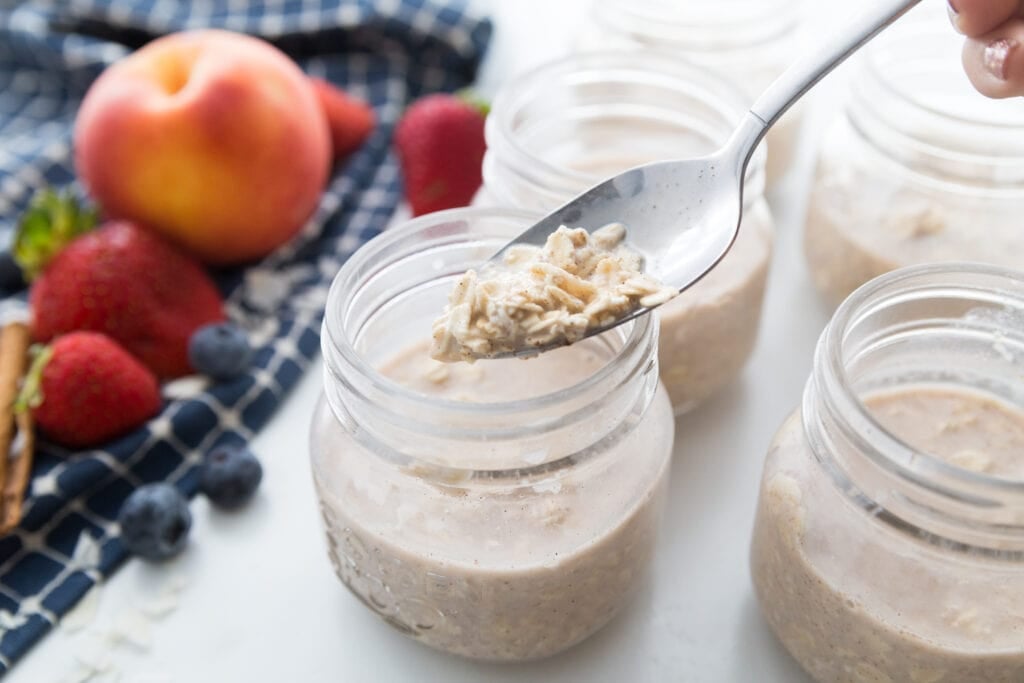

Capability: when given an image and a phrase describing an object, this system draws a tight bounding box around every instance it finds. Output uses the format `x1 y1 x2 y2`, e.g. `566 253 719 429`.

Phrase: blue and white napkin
0 0 491 672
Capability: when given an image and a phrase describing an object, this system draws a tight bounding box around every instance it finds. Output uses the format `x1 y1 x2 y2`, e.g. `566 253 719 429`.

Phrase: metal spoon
480 0 922 359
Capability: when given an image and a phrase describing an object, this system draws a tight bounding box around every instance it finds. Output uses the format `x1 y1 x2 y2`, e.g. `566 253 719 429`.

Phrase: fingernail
984 38 1018 81
947 0 961 32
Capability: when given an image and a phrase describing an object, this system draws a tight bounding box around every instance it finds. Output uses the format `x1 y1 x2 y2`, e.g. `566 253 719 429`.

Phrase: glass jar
750 263 1024 682
310 207 674 661
480 51 774 414
803 21 1024 308
576 0 804 185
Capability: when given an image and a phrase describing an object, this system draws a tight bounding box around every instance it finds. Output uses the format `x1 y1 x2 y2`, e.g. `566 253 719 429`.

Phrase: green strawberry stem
15 343 52 413
456 89 490 117
14 188 99 281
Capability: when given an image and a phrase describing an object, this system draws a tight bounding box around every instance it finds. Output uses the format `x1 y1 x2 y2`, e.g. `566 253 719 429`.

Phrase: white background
12 0 876 680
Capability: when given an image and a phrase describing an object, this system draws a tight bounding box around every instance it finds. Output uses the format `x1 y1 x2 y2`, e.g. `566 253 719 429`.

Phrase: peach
74 30 331 265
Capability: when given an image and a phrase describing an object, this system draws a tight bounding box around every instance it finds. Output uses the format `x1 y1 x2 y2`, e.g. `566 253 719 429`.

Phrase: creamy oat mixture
313 339 674 660
430 223 676 363
752 386 1024 682
657 201 772 411
804 124 1021 307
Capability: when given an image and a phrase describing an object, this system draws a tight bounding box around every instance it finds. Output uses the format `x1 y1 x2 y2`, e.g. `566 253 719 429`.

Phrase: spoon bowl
483 145 751 358
489 149 747 303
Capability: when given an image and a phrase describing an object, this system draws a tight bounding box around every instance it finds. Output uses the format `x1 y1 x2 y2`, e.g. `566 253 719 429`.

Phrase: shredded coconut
430 224 676 362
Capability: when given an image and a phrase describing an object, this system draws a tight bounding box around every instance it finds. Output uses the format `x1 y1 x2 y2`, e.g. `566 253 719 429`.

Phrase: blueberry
117 483 192 561
199 446 263 510
0 251 25 292
188 322 252 380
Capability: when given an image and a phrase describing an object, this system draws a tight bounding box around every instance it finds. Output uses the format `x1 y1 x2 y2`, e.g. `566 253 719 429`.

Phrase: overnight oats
479 51 774 414
430 223 676 362
803 22 1024 307
750 264 1024 682
310 208 674 661
576 0 804 184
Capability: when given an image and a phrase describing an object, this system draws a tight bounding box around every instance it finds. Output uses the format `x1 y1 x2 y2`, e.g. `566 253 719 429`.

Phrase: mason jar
750 263 1024 682
803 23 1024 308
576 0 804 185
479 51 774 415
310 207 675 661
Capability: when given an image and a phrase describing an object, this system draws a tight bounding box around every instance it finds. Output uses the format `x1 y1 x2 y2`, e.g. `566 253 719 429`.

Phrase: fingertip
963 33 1024 98
951 0 1021 38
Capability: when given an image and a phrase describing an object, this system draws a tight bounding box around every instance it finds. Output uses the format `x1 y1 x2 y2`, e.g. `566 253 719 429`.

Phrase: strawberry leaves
14 188 99 281
14 343 51 413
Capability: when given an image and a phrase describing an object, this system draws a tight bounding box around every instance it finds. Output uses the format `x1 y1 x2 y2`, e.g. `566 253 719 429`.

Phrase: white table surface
11 1 861 681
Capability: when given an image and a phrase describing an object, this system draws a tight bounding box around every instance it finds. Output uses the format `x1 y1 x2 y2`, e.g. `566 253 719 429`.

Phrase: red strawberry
18 191 225 378
21 332 161 448
309 77 375 160
394 93 487 216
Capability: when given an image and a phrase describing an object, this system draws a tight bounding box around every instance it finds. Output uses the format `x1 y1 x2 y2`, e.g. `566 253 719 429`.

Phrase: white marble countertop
11 1 862 680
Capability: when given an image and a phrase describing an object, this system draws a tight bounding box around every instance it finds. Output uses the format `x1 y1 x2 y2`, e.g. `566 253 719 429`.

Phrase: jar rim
322 206 657 420
822 262 1024 503
590 0 800 51
863 25 1024 133
848 22 1024 186
485 49 767 205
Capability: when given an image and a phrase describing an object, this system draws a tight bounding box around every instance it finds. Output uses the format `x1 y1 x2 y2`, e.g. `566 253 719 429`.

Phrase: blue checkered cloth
0 0 491 673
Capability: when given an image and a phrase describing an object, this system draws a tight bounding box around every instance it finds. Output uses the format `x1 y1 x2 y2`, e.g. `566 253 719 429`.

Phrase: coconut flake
109 607 153 651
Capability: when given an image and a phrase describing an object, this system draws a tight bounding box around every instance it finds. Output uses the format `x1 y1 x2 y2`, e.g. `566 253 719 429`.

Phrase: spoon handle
729 0 923 164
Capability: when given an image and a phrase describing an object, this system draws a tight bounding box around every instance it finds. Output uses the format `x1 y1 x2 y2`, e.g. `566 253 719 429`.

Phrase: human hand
949 0 1023 97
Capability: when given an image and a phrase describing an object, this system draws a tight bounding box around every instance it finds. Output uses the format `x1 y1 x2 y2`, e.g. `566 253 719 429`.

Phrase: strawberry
394 93 488 216
20 332 161 448
309 77 375 160
17 190 225 378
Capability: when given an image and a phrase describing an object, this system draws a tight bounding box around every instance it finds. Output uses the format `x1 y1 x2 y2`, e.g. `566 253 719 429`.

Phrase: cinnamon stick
0 322 31 533
2 408 34 533
0 323 29 487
